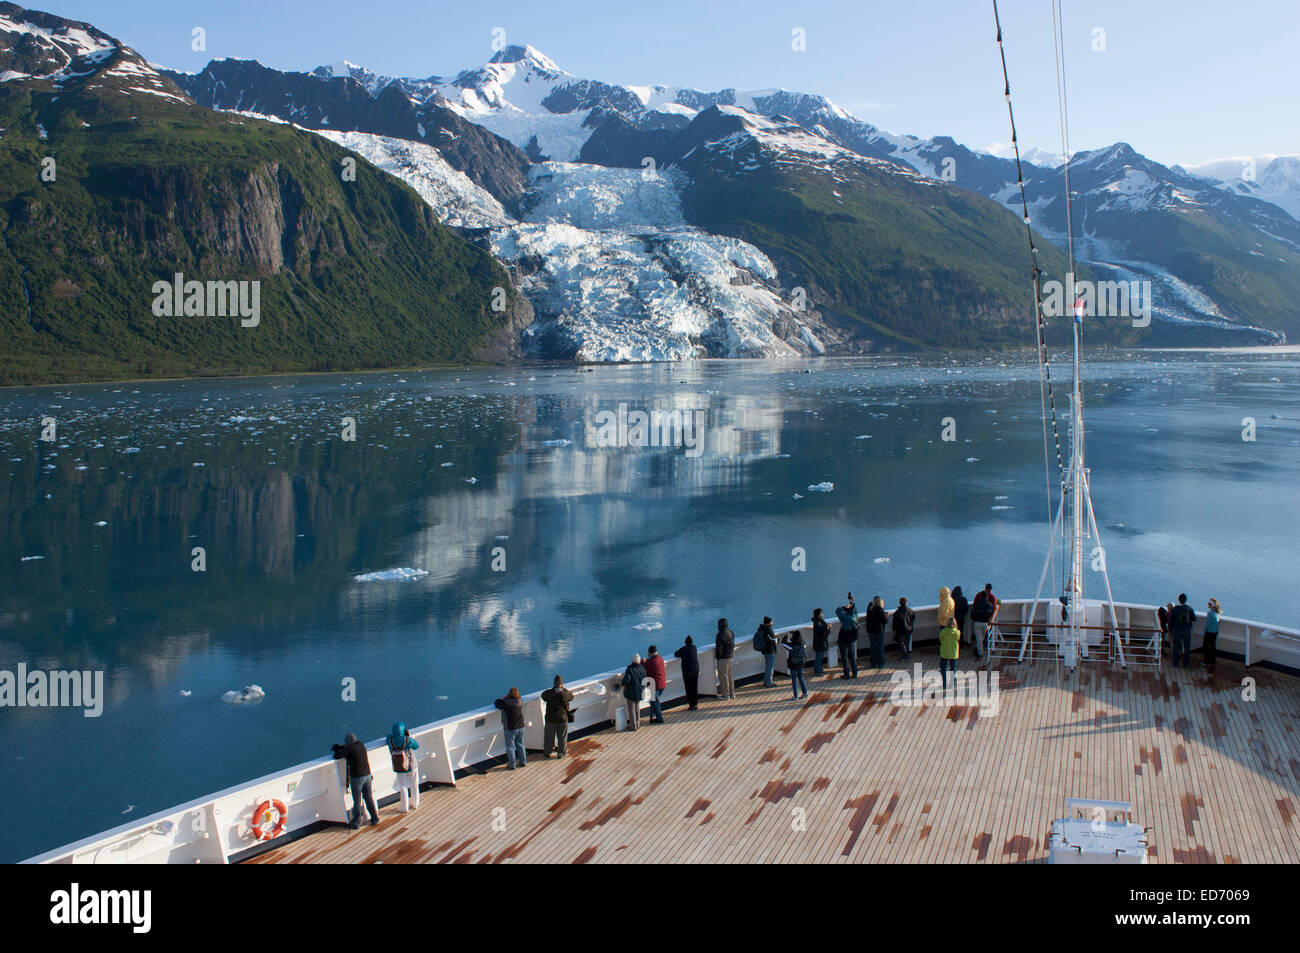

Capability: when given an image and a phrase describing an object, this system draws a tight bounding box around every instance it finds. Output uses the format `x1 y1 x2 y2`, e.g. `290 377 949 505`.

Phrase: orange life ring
251 798 288 840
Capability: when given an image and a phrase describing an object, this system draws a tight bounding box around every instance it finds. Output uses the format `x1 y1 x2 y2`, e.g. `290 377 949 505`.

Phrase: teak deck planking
250 649 1300 864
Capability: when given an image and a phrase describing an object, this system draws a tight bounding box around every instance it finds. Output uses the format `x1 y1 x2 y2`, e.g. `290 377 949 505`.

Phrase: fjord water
2 353 1298 861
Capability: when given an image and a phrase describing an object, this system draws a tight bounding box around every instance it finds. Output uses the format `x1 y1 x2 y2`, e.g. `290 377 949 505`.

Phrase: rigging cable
992 0 1066 586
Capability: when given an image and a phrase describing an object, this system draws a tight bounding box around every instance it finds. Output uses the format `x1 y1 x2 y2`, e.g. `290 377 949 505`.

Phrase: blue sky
50 0 1299 166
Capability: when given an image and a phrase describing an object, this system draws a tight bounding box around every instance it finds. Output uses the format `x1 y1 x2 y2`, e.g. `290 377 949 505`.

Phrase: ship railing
20 599 1300 865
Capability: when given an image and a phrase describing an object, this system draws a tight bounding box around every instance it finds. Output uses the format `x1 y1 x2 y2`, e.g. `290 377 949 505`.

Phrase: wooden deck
250 649 1300 864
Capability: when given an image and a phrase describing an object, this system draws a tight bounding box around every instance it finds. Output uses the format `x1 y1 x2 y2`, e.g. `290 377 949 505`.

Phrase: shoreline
4 344 1296 393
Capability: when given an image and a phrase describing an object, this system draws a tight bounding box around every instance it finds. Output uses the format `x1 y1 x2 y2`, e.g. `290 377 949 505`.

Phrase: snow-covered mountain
166 42 1300 351
1180 155 1300 222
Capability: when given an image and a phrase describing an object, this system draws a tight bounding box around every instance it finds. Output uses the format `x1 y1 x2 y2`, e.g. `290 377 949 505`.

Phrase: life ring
251 799 288 840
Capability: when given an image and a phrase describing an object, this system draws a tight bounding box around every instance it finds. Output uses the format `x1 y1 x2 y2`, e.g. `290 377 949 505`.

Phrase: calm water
1 353 1298 861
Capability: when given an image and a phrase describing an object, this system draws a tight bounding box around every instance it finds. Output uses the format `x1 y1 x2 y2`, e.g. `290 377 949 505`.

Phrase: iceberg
807 482 834 492
354 568 430 582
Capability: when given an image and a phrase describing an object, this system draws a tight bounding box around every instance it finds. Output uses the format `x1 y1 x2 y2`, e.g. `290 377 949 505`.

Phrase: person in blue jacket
388 722 420 813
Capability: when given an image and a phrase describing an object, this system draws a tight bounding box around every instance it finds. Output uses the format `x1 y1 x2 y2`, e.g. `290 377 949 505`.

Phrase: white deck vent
1048 798 1148 864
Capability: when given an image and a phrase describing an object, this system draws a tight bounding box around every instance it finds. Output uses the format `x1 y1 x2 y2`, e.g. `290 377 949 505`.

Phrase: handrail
21 597 1300 864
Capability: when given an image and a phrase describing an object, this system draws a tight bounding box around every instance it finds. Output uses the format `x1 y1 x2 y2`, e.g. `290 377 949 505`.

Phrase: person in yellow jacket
938 586 960 691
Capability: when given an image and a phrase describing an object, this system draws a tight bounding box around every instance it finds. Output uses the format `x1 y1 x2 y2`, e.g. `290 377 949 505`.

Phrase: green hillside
681 162 1111 350
0 78 525 385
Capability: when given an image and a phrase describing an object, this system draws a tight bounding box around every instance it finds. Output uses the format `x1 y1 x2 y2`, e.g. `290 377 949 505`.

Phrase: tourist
754 616 779 687
952 585 969 648
782 630 809 699
715 619 736 699
969 583 999 659
939 617 961 692
938 585 956 633
1157 603 1171 649
494 687 527 769
644 646 667 722
1203 599 1221 670
811 608 831 675
1168 594 1196 668
835 597 860 679
865 596 888 668
387 721 420 813
541 675 574 757
621 654 647 730
892 597 916 661
331 732 379 828
675 636 700 710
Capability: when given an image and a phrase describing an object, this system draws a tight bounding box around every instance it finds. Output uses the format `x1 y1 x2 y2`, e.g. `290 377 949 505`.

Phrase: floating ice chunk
792 493 804 499
633 622 663 631
965 457 979 463
873 557 890 564
435 695 449 701
493 535 509 540
854 434 872 440
1144 428 1159 433
121 805 134 815
93 521 107 527
179 690 191 697
193 462 205 467
464 477 477 484
994 495 1009 501
807 482 834 492
75 465 88 471
774 453 791 459
990 505 1013 511
124 447 140 453
354 568 429 582
20 555 44 561
439 462 454 467
541 439 572 447
221 684 266 705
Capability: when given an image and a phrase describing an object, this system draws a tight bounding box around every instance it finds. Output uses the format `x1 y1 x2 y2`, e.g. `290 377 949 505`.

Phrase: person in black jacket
755 616 778 687
1168 593 1197 668
892 597 916 661
620 654 647 731
540 676 574 758
865 596 889 668
714 618 736 700
675 636 700 710
952 586 969 647
494 687 527 769
332 732 379 828
835 597 859 679
811 608 831 675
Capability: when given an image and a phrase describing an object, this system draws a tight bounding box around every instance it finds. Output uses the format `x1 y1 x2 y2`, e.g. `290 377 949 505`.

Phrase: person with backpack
892 597 916 661
781 630 809 699
620 654 648 730
387 722 420 813
332 732 379 828
714 619 736 700
811 608 831 675
865 596 889 668
494 687 527 769
675 636 700 710
951 585 969 648
835 596 859 679
1203 599 1221 670
541 675 574 757
754 617 779 687
1168 594 1197 668
643 646 667 722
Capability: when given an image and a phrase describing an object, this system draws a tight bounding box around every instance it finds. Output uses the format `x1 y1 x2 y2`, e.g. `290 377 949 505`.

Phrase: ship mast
995 0 1122 670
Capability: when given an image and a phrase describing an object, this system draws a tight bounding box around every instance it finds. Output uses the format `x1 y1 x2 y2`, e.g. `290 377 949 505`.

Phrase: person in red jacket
643 645 668 723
